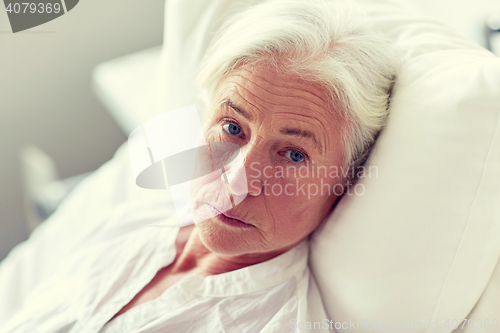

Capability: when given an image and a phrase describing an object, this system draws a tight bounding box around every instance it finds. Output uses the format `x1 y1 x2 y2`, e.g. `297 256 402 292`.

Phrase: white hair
197 0 399 184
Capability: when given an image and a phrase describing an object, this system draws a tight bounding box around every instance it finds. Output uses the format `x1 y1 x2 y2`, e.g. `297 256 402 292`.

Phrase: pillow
154 0 500 329
309 1 500 329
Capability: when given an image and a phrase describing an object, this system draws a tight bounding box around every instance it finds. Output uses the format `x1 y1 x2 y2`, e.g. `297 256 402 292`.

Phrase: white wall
0 0 165 260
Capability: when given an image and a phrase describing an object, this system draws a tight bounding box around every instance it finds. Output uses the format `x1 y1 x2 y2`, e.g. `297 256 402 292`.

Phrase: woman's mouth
208 205 254 228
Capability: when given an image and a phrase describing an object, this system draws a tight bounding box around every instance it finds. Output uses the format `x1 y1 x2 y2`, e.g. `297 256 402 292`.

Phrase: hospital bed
8 0 500 331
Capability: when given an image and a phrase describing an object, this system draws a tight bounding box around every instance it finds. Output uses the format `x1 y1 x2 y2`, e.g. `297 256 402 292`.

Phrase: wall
0 0 165 260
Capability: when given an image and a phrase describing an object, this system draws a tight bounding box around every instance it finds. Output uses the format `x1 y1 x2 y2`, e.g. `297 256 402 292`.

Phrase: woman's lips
208 205 254 228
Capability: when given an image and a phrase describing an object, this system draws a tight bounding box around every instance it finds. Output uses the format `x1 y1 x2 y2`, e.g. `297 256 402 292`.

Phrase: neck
170 226 291 277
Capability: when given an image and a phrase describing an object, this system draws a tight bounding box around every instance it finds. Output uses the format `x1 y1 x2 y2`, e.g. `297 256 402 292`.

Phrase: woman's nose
220 147 263 202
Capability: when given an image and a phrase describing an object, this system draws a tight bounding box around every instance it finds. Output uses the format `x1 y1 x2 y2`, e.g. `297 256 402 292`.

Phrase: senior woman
0 0 397 332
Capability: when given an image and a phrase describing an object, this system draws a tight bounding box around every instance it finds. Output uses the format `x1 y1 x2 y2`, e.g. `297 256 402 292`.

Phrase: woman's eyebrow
226 100 254 121
279 128 322 153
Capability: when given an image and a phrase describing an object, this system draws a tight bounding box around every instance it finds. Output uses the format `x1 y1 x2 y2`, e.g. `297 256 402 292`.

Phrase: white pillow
155 0 500 329
309 1 500 329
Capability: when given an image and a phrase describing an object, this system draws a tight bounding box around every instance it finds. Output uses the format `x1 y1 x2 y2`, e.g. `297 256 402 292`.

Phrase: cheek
305 176 341 214
262 178 337 233
260 184 312 232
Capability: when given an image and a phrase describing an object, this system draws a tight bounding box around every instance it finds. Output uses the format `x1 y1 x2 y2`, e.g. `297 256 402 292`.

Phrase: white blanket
0 144 329 333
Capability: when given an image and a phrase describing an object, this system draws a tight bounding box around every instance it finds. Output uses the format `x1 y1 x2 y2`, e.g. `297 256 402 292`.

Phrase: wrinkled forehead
210 62 337 122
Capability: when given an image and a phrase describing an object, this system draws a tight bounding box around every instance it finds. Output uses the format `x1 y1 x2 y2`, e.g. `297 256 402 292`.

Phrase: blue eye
223 123 241 135
285 149 305 163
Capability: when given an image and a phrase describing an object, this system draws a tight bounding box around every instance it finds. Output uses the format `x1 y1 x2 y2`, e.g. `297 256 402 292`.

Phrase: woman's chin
196 218 256 256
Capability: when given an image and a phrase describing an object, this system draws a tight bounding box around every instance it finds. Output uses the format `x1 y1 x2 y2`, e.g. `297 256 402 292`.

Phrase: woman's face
192 62 344 259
